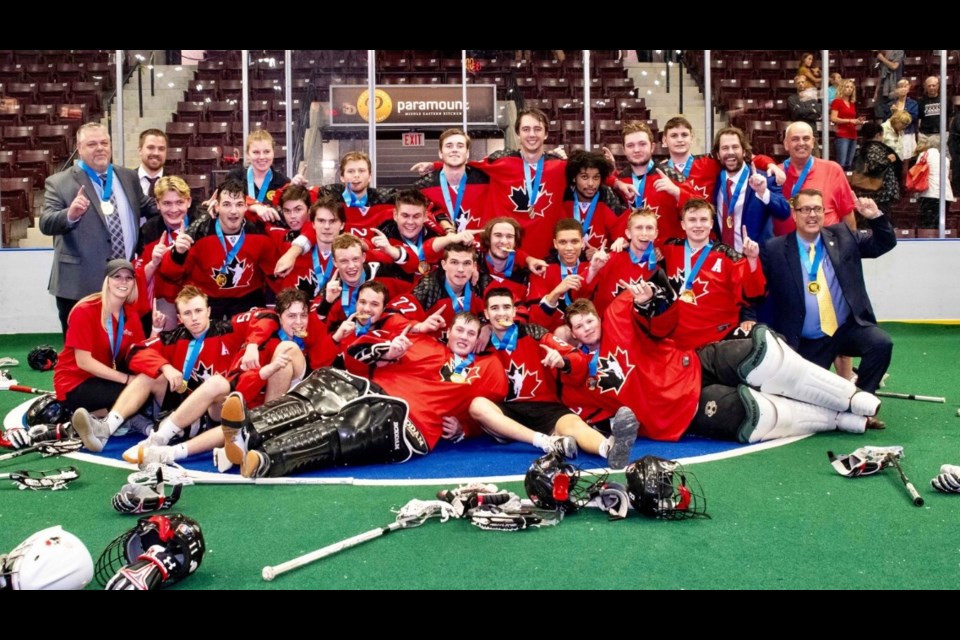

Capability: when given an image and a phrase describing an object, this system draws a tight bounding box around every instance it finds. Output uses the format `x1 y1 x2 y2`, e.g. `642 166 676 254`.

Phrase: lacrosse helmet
24 395 68 428
27 345 58 372
95 513 205 588
525 451 606 513
0 526 94 590
624 455 708 520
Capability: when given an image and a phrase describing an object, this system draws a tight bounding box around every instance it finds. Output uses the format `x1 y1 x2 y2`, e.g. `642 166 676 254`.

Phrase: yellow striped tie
810 244 838 336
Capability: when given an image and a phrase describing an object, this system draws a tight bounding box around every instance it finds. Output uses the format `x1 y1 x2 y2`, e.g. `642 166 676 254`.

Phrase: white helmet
0 526 94 590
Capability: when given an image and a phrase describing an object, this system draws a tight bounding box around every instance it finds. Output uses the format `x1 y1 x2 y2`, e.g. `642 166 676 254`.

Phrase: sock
532 433 551 452
172 443 189 461
599 437 611 459
106 411 125 434
155 417 183 444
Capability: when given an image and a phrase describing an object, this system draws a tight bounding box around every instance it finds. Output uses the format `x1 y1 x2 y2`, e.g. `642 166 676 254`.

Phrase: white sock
156 418 183 443
532 433 551 452
106 411 125 434
172 443 189 461
598 437 612 459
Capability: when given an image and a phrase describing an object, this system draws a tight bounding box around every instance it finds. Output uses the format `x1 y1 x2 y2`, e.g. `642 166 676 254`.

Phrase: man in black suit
760 189 896 393
40 122 156 333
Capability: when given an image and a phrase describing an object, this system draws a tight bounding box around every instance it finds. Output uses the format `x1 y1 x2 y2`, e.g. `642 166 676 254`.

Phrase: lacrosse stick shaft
262 521 404 581
887 455 924 506
876 391 946 404
6 385 53 395
0 447 33 462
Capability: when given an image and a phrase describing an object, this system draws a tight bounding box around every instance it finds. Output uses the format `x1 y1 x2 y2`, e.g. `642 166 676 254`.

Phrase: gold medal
726 215 733 229
101 201 115 216
215 272 227 287
177 380 189 394
529 209 537 220
418 261 431 275
680 290 696 303
807 281 820 295
587 377 598 390
450 372 466 384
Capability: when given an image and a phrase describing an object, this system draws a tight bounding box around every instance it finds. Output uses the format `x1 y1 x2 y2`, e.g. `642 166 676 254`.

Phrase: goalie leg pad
738 324 877 415
737 386 866 444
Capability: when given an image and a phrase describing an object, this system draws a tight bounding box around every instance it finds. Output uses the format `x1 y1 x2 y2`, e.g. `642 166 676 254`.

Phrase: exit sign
402 132 425 147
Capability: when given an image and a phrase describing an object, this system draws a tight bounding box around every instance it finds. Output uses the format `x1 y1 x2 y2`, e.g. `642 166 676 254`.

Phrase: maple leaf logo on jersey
190 362 214 384
210 257 251 290
456 209 476 233
597 347 635 394
296 273 319 297
676 276 709 304
440 361 481 384
505 361 542 401
612 276 645 299
509 183 551 218
691 183 709 198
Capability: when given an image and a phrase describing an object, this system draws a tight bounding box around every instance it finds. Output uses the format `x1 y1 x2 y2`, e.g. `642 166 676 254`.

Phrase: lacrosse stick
876 391 946 404
0 439 82 463
4 385 54 396
128 462 355 487
262 499 457 581
885 453 924 507
0 466 80 491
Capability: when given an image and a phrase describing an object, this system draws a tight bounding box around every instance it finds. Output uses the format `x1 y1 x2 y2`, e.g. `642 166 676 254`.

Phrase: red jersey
415 165 490 234
563 286 700 441
312 262 414 330
528 260 598 331
561 185 629 254
661 239 766 350
385 271 488 336
489 323 584 404
616 166 690 245
134 215 190 312
264 224 320 296
54 298 146 400
590 246 664 317
159 217 277 301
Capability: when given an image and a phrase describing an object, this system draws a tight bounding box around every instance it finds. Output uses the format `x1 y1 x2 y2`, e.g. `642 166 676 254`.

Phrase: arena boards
5 396 807 486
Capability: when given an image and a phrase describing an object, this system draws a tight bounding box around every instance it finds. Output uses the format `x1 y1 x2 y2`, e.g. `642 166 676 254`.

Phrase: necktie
809 244 838 336
722 178 735 247
100 173 125 259
145 176 159 198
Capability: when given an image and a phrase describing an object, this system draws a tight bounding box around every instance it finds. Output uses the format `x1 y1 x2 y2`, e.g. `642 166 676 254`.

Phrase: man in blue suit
759 189 895 393
710 126 791 248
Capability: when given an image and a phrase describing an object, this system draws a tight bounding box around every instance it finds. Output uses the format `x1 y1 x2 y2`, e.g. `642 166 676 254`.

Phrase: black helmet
624 455 709 520
24 395 67 427
524 451 606 513
27 346 58 372
96 514 205 588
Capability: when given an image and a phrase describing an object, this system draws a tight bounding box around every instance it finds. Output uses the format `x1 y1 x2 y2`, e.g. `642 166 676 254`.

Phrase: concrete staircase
625 62 717 150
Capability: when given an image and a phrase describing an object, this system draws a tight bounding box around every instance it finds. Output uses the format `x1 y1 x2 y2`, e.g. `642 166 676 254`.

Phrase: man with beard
135 129 167 201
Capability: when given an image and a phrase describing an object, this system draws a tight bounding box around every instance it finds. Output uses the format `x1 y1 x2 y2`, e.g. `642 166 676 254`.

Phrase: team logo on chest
509 183 551 218
506 361 542 401
211 257 250 290
596 347 635 394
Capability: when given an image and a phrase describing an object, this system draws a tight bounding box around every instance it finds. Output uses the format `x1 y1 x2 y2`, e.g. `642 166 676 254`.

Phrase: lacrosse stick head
625 455 708 520
23 395 68 428
127 462 195 487
0 525 93 590
95 513 205 588
828 446 904 478
524 451 608 513
7 466 80 491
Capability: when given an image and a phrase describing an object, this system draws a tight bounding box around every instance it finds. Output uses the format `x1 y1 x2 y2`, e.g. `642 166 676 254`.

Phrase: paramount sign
330 85 497 127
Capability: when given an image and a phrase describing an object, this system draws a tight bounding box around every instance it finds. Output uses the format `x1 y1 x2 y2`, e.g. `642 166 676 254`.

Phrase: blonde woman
882 110 913 160
830 79 865 170
53 260 150 414
217 130 307 223
915 135 955 228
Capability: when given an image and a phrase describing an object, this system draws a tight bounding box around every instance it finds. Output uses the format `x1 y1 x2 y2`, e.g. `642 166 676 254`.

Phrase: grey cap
105 258 135 278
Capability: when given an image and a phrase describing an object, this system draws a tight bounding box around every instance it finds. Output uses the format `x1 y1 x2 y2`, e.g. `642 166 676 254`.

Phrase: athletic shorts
62 378 126 413
496 400 575 435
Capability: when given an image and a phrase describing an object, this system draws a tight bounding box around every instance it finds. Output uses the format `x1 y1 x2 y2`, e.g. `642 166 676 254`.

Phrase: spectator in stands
878 79 919 160
136 129 168 200
948 115 960 194
40 123 157 334
915 135 955 229
882 110 913 161
827 72 843 104
874 50 904 100
797 53 822 87
830 79 865 171
917 76 945 148
788 76 820 126
852 122 900 210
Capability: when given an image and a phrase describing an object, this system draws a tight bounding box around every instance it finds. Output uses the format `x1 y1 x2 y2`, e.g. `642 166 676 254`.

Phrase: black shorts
62 378 126 414
497 401 575 435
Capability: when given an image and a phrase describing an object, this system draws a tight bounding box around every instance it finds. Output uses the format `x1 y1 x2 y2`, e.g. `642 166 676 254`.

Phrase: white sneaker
138 445 176 466
121 432 167 464
547 435 578 459
71 408 111 452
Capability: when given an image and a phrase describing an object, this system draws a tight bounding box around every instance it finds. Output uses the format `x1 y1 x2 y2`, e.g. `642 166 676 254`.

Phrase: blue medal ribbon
278 329 306 350
181 329 208 384
215 219 246 276
572 191 599 236
439 171 467 226
104 308 125 366
340 272 367 317
682 241 714 293
445 280 472 313
628 243 656 268
311 247 334 295
354 319 372 337
78 161 114 204
452 352 476 375
247 166 272 203
631 161 654 208
784 156 815 198
490 324 518 352
720 167 750 230
675 156 693 179
579 345 599 378
797 236 825 290
486 252 515 278
343 188 368 208
403 231 426 260
524 156 544 210
559 262 580 305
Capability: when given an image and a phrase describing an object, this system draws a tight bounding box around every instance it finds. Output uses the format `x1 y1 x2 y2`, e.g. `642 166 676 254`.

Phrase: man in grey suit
40 122 156 333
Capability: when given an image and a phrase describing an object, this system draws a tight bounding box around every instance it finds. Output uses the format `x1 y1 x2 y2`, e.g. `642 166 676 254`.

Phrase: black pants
56 297 79 336
798 320 893 393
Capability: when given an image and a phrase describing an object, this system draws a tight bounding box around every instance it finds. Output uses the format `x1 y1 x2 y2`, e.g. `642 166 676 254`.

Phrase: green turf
1 324 957 589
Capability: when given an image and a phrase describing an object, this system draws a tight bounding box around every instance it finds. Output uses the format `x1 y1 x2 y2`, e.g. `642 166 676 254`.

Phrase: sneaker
242 450 269 479
548 435 578 460
119 413 155 438
608 406 639 469
71 408 111 452
220 392 249 466
135 445 176 466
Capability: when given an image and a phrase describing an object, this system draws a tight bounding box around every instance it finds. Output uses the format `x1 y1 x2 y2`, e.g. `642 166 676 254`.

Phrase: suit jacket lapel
785 232 805 301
